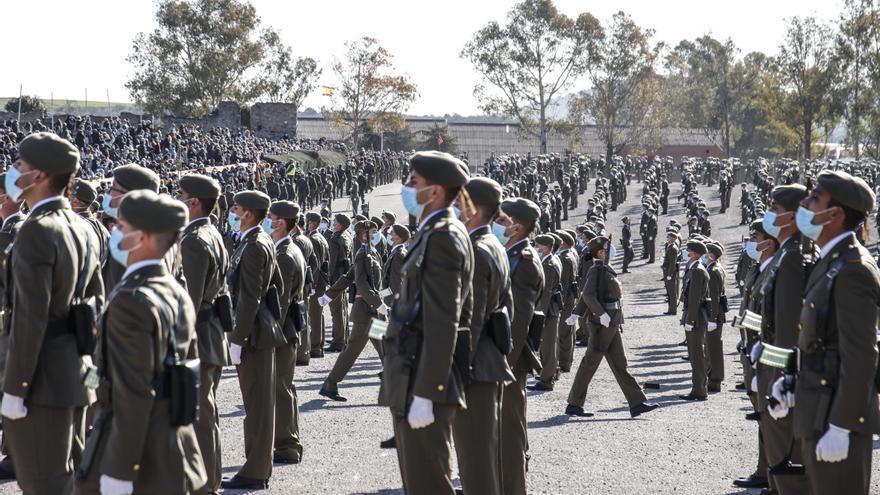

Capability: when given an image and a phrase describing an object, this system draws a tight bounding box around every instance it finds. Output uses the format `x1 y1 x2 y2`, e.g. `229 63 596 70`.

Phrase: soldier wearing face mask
70 178 109 267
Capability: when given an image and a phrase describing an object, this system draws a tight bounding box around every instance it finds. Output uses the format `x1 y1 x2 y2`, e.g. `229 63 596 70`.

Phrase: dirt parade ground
3 177 876 495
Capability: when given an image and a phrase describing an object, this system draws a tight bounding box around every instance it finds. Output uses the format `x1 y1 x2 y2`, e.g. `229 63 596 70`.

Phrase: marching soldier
556 231 579 373
222 191 286 490
177 175 230 495
378 151 473 494
452 177 515 495
74 190 206 495
326 213 353 352
266 201 307 464
318 220 385 402
769 171 880 494
304 211 330 358
705 241 726 393
679 239 710 401
564 236 658 418
0 133 104 494
757 184 810 494
495 198 544 495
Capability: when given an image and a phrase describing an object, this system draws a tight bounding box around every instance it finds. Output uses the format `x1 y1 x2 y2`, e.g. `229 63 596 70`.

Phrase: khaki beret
817 170 876 214
391 224 410 241
179 174 221 199
500 198 540 223
72 179 97 204
535 234 554 247
588 236 610 253
707 242 724 258
770 184 807 211
464 177 503 209
557 231 574 247
686 240 707 255
334 213 351 228
233 190 270 210
409 151 469 186
118 190 188 233
112 164 160 193
18 132 79 174
269 200 300 219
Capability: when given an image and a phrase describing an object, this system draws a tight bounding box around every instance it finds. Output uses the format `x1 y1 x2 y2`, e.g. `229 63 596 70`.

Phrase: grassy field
0 97 139 114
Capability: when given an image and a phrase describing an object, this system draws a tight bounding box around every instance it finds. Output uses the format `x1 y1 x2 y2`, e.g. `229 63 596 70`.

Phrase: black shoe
629 402 659 418
735 382 746 390
678 394 708 401
559 367 571 373
680 356 690 361
0 463 14 481
310 350 324 358
576 340 588 347
677 340 687 346
759 489 778 494
564 404 594 417
745 411 761 421
380 436 396 449
273 453 301 464
295 360 310 367
663 311 675 315
220 475 268 490
528 382 554 392
708 383 721 393
318 387 347 402
324 345 344 353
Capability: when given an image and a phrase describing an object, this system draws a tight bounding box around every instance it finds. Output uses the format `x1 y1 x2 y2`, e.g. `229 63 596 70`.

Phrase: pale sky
3 0 839 116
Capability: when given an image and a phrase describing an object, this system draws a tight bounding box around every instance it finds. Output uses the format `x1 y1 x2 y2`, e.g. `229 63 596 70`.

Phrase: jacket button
810 303 815 309
859 417 865 424
798 324 802 331
133 464 140 471
820 379 827 386
437 384 444 392
20 382 27 388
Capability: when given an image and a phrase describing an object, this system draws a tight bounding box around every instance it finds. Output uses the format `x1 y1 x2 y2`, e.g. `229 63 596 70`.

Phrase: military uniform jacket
0 212 25 310
328 230 352 283
180 217 230 366
574 260 624 326
706 261 726 324
662 243 679 280
4 199 104 406
794 232 880 439
382 243 407 305
291 231 315 291
558 248 579 310
506 239 544 371
577 252 594 290
326 244 382 324
228 227 285 350
80 210 110 267
762 234 808 348
537 253 562 317
307 229 330 296
379 209 474 415
275 236 306 325
679 261 709 326
458 225 514 384
90 263 206 492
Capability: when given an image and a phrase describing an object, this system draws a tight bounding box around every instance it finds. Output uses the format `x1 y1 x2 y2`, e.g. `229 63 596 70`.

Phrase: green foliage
4 95 47 116
415 123 457 153
360 124 415 152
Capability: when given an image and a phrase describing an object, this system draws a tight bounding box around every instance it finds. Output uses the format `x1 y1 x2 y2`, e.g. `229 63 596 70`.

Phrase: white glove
666 276 672 281
0 393 27 420
407 395 435 430
100 474 133 495
599 313 611 327
683 323 693 332
377 303 390 316
707 322 718 331
565 314 578 326
318 294 332 306
309 289 316 297
750 376 757 393
816 424 850 463
749 341 764 365
767 378 792 420
229 343 243 366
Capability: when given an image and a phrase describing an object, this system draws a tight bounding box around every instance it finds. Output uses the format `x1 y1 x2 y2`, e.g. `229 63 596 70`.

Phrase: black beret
72 179 97 204
770 184 807 211
18 132 79 174
113 164 160 193
381 210 396 222
118 190 188 233
500 198 540 223
707 242 724 258
817 170 876 214
588 236 610 252
464 177 503 209
305 211 322 224
557 231 574 247
269 200 300 219
233 190 270 210
354 220 375 233
370 216 383 229
686 240 707 255
334 213 351 228
179 174 221 199
535 234 554 247
409 151 469 186
391 224 410 241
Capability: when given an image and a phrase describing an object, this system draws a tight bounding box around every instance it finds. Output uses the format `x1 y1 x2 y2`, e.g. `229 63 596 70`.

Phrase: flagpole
17 84 22 128
50 92 55 129
84 88 88 115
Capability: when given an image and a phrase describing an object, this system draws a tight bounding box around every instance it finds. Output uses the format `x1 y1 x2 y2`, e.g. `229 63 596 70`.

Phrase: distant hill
0 97 140 116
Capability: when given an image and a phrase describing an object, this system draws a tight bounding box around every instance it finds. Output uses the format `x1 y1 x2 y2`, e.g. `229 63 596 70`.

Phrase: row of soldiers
728 175 880 495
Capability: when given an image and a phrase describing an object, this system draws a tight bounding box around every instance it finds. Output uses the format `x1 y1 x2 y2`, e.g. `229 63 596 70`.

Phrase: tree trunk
803 121 812 160
606 140 614 164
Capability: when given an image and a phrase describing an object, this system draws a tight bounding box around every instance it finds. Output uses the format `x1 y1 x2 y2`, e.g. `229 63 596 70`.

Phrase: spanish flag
322 86 336 97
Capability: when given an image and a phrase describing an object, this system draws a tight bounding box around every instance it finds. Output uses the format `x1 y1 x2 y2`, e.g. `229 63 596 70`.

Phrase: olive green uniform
680 260 709 398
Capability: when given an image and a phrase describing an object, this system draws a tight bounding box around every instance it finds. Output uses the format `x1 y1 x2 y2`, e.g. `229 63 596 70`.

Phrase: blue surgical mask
261 218 274 234
102 193 118 219
452 206 462 219
492 222 509 245
371 232 382 246
401 185 426 218
745 241 761 261
228 212 241 232
700 254 709 264
796 206 824 241
762 211 781 239
386 234 394 244
109 227 138 267
4 167 32 203
680 250 689 262
609 243 617 259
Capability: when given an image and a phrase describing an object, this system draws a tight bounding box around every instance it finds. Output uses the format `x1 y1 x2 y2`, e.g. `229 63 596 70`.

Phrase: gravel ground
1 177 877 494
